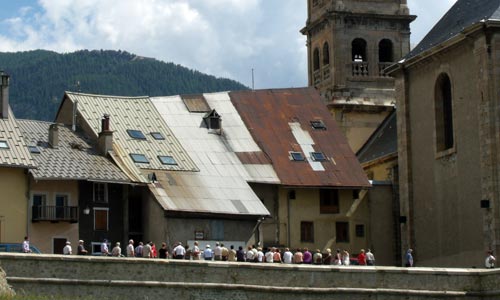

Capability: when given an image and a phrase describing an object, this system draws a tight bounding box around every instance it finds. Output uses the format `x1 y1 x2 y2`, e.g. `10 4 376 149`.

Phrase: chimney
98 114 113 156
48 123 59 148
0 71 10 119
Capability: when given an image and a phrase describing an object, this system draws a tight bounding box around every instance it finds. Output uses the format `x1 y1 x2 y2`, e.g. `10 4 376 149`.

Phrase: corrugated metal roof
64 92 199 181
150 94 270 216
203 92 280 184
229 87 371 188
18 119 130 183
0 108 36 169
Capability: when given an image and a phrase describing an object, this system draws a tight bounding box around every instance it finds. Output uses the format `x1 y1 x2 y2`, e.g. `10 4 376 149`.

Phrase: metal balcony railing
32 206 79 223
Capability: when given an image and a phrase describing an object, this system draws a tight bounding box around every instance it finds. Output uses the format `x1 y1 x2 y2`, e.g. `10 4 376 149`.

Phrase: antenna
251 68 255 90
76 81 81 93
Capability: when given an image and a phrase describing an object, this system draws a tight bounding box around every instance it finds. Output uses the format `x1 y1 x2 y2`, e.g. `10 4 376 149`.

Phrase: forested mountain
0 50 247 121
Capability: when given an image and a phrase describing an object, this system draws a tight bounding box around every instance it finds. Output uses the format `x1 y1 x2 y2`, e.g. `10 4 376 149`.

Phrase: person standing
203 245 214 261
293 248 303 264
135 242 144 258
63 241 72 255
265 248 274 263
77 240 88 255
323 248 333 265
159 242 168 259
192 241 201 260
142 241 152 258
246 246 255 262
405 249 414 267
342 250 350 265
236 246 245 262
313 249 323 265
334 249 342 265
126 239 135 257
221 243 229 261
214 242 222 261
111 242 121 257
256 247 264 263
303 248 312 264
22 236 31 253
283 248 293 264
173 242 186 259
357 249 367 265
485 250 496 269
101 239 109 256
228 245 237 262
366 249 375 266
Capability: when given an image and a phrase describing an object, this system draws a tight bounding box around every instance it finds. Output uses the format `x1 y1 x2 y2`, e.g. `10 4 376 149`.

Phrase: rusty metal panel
180 94 211 112
229 87 370 188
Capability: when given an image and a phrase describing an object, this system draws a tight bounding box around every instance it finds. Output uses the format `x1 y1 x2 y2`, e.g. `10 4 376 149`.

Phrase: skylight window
289 151 305 161
28 146 41 154
311 152 327 161
158 155 177 165
151 132 165 140
127 129 146 140
130 153 149 164
0 141 8 149
311 120 327 130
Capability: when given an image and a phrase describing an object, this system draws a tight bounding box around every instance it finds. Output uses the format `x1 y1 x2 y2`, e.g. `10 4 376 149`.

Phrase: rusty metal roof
229 87 370 188
150 94 270 216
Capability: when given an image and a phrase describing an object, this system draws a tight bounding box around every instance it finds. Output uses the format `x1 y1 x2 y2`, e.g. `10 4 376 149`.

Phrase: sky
0 0 457 89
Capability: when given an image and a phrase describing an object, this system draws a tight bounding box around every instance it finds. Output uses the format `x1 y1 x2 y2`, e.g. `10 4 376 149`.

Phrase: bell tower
301 0 415 152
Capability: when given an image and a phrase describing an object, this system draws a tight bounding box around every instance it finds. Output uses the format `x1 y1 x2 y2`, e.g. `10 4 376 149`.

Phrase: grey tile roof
407 0 500 59
63 92 199 183
356 110 397 164
0 108 36 168
18 119 129 183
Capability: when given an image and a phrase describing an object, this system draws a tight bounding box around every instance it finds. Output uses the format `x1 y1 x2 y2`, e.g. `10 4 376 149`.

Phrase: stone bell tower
301 0 415 152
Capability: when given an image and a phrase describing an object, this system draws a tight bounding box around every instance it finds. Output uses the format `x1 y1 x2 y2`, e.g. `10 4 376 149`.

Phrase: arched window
323 42 330 65
435 73 454 152
378 39 393 62
352 38 367 62
313 48 320 71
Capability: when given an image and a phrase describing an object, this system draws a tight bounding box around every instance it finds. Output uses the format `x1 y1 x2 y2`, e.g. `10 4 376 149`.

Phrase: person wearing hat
173 241 186 259
63 241 72 255
77 240 88 255
203 244 213 260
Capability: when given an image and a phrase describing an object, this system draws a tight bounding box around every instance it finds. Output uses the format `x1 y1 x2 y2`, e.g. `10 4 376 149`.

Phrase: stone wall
1 253 500 299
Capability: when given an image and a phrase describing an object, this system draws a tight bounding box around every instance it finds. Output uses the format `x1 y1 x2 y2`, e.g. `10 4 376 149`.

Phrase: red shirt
358 252 366 265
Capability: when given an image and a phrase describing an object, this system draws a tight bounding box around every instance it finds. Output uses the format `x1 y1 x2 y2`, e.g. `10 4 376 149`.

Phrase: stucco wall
280 187 369 255
397 32 492 267
29 180 79 253
1 253 500 300
0 168 27 243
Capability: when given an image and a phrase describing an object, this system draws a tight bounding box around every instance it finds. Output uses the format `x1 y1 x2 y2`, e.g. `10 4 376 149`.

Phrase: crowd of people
77 239 379 266
50 237 496 268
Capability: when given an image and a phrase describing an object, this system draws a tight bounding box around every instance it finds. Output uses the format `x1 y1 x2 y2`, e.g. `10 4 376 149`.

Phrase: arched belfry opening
313 48 320 71
323 42 330 66
352 38 367 62
378 39 393 62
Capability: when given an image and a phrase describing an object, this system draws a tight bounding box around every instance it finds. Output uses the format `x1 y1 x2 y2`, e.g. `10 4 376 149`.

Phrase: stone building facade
301 0 415 152
388 0 500 267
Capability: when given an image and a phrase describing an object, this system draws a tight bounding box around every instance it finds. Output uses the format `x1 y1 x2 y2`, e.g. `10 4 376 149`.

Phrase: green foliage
0 50 248 121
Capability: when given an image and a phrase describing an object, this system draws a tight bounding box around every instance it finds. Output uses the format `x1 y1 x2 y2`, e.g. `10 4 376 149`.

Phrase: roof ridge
65 91 149 99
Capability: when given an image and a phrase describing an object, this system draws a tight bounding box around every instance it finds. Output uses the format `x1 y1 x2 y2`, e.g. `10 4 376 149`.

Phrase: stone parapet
1 253 499 299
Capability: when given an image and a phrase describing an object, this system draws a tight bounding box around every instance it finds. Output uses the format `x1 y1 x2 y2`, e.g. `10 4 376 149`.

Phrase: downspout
25 169 31 238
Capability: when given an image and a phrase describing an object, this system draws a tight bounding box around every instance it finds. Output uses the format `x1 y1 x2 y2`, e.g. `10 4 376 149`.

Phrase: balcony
313 69 321 85
378 62 393 77
351 62 369 77
32 206 79 223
